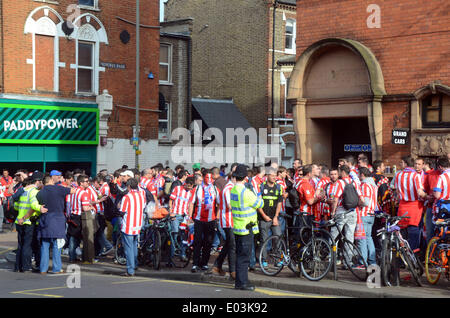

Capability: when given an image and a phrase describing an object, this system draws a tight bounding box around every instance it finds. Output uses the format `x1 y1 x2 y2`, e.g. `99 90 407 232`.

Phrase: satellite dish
62 21 74 36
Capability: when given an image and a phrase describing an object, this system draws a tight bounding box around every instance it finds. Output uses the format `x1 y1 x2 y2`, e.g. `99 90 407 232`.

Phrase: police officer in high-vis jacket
14 171 47 272
230 165 264 291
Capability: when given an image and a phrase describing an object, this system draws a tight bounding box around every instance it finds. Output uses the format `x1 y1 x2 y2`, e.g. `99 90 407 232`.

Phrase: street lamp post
135 0 140 170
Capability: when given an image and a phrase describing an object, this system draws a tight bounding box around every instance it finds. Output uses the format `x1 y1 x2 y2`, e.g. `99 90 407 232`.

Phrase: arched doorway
287 38 386 166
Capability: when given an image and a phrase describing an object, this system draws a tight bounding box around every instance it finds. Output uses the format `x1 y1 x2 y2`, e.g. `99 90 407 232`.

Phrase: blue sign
344 144 372 152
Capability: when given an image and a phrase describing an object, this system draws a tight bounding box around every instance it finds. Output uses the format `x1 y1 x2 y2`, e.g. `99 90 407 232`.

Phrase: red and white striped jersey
169 185 193 216
316 177 331 216
97 182 111 213
219 181 234 228
140 177 157 198
296 178 315 215
251 175 265 196
120 189 146 235
434 170 450 201
86 185 101 213
359 182 378 217
69 187 90 216
324 180 345 210
349 168 361 186
394 168 424 202
276 177 287 212
191 184 219 222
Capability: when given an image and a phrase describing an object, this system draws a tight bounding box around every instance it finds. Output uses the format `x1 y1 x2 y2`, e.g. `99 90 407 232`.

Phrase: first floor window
77 41 94 93
285 19 296 53
159 44 172 84
422 93 450 128
79 0 95 7
159 102 171 140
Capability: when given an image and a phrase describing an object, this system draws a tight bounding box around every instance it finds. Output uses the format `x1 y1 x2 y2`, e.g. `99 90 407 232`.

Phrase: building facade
288 0 450 168
0 0 161 174
164 0 297 166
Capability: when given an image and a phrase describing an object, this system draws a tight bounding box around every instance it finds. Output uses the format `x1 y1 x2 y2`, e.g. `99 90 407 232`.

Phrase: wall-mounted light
100 136 108 146
148 72 154 79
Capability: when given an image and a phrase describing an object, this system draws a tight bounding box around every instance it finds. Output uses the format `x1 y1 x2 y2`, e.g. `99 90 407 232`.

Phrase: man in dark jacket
37 176 75 274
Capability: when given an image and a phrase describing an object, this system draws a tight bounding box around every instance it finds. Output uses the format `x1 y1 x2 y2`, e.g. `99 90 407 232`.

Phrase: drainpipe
271 0 278 133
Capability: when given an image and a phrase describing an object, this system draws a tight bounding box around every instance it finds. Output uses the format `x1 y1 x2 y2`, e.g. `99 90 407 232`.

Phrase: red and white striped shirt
86 185 101 213
359 181 378 217
434 169 450 200
394 168 424 202
70 187 90 216
316 177 331 216
324 180 345 210
140 177 157 198
170 185 193 216
191 184 219 222
251 175 265 196
296 178 315 215
219 181 234 228
120 189 146 235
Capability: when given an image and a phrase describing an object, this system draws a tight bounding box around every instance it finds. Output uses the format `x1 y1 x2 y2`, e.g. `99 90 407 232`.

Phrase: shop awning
191 98 252 135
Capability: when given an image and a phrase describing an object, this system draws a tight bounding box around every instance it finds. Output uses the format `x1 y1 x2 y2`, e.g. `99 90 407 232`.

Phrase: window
159 44 172 84
159 102 171 140
422 93 450 128
79 0 95 7
285 19 296 54
77 42 94 93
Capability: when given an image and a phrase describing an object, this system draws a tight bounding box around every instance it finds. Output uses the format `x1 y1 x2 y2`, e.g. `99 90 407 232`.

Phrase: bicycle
325 210 369 282
425 218 450 285
258 213 305 277
114 230 127 265
376 212 424 287
137 216 161 270
158 214 192 269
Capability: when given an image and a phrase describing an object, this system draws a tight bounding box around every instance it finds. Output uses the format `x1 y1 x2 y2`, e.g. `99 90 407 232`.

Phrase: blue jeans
69 236 81 262
40 238 62 273
356 216 376 265
212 224 225 248
122 233 138 275
170 215 187 259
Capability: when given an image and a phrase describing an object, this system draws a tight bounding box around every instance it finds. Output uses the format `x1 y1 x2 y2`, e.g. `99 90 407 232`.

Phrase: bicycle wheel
259 235 287 276
425 237 442 285
152 229 162 270
380 238 396 286
299 227 311 245
114 234 127 265
399 245 422 287
300 237 332 281
341 240 368 282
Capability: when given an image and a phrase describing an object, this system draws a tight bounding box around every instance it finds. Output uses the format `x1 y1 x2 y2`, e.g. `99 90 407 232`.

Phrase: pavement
0 224 449 298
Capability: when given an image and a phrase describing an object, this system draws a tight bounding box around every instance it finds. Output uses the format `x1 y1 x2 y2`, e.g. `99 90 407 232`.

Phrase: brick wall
1 0 160 140
296 0 450 95
165 0 270 130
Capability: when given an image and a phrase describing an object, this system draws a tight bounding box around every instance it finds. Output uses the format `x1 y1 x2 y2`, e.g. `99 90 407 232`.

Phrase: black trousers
235 232 254 288
193 220 216 267
214 227 236 273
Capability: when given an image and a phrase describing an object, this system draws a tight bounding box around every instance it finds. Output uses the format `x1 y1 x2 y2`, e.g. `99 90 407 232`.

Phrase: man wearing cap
50 170 62 185
14 171 47 272
230 164 264 291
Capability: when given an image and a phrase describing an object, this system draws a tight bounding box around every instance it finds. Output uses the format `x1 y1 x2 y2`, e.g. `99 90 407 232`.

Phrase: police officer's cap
31 171 44 181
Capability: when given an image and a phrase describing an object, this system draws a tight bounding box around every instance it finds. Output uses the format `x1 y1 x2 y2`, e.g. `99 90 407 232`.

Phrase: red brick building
288 0 450 169
0 0 161 173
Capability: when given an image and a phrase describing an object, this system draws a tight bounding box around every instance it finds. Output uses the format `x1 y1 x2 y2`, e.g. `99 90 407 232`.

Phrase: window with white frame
159 102 171 140
77 41 95 94
159 44 172 84
285 19 296 54
78 0 98 9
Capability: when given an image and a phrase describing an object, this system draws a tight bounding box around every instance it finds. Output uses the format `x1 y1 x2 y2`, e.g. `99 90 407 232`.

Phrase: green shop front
0 98 99 176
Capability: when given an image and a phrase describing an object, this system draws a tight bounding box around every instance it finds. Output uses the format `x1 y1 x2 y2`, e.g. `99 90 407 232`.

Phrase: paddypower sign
0 103 99 145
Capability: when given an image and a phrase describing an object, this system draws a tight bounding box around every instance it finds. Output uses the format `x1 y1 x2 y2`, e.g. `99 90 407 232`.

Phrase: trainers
191 265 199 273
101 246 114 256
262 261 268 268
212 267 226 276
351 265 365 270
201 265 209 271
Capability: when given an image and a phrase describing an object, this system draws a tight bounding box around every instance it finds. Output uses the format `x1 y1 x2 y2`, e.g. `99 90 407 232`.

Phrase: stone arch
287 38 386 163
72 13 109 44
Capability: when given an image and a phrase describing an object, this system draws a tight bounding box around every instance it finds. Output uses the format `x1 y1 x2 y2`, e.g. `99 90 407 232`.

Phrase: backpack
342 180 359 210
288 187 300 210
